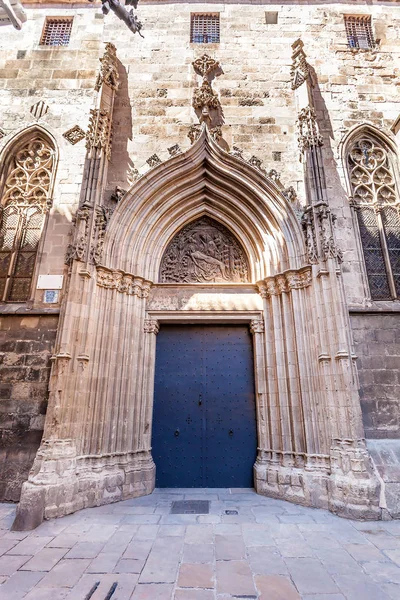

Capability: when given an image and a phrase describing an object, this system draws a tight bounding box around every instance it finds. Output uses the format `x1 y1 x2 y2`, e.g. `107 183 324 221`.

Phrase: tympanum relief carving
159 217 249 283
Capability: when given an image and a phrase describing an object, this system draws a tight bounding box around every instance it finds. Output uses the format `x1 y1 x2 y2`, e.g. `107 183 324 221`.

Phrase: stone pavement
0 489 399 600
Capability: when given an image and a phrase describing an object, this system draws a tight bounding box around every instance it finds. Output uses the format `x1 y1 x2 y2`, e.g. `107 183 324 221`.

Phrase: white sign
37 275 64 290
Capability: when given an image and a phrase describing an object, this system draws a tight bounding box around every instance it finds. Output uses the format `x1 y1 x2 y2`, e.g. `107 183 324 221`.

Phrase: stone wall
0 314 58 501
351 312 400 440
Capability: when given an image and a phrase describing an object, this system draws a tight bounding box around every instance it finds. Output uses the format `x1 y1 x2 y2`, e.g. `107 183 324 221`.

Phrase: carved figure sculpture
159 216 249 283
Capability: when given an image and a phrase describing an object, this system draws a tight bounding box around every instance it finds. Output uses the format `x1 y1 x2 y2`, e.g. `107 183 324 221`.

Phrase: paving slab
0 490 399 600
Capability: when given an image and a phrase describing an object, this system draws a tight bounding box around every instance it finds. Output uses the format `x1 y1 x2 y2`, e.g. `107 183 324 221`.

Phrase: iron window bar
40 16 73 46
190 13 220 44
344 15 374 49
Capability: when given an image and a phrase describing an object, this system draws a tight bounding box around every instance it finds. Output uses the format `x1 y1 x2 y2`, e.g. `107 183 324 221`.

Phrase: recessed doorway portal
152 324 257 487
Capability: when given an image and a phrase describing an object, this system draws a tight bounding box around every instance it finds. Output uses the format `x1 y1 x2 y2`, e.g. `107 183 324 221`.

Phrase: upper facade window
0 136 56 302
190 14 220 44
40 17 73 46
347 134 400 300
344 15 374 49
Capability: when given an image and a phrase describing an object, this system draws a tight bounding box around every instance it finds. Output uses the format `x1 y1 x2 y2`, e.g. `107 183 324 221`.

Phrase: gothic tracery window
347 134 400 300
0 136 56 302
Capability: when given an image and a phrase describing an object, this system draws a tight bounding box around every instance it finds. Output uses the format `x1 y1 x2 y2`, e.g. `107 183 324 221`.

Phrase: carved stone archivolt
96 266 152 297
257 266 312 297
159 216 249 283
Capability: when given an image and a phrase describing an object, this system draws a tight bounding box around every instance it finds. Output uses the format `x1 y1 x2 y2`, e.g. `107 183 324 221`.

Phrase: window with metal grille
190 14 220 44
0 136 55 302
344 15 374 49
347 134 400 300
40 17 73 46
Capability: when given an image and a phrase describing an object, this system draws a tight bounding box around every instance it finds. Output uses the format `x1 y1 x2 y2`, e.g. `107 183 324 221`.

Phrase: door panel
152 325 257 487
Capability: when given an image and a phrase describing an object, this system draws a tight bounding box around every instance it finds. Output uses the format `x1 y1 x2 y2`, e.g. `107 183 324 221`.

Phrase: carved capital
257 266 312 297
250 319 265 334
144 319 160 335
96 267 152 297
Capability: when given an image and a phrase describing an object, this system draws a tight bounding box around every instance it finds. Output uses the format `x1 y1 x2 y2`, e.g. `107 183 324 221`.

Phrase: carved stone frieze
297 106 323 153
250 319 265 334
188 124 202 145
63 125 86 145
291 39 310 90
159 216 249 283
96 266 152 298
86 108 112 160
144 319 160 335
95 42 119 92
146 154 162 168
257 266 312 298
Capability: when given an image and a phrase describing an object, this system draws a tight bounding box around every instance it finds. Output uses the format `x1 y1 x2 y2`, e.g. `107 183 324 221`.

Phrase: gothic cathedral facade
0 1 399 529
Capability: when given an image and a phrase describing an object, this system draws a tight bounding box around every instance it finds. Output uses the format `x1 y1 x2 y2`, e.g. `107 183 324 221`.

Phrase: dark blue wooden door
152 325 257 487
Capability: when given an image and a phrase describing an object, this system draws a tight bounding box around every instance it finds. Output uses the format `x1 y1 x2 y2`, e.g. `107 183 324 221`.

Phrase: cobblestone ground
0 489 400 599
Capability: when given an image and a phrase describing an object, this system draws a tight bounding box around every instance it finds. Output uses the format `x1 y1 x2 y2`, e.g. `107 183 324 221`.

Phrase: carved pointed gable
159 216 249 283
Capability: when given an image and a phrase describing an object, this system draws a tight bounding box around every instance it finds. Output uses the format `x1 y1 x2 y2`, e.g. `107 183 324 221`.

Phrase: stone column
291 39 381 519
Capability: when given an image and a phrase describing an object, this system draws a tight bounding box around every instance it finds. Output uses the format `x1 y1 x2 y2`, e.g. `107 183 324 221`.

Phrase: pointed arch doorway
152 323 257 488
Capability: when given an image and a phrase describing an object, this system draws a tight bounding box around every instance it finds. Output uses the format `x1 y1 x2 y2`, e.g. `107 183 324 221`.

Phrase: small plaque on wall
37 275 63 290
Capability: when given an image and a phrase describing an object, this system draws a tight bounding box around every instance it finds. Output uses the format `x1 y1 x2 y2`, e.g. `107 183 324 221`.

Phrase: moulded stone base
254 459 330 511
12 447 155 530
254 455 382 520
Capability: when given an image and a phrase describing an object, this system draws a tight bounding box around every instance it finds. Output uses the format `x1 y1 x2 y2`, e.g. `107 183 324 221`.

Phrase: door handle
229 429 233 437
174 429 180 437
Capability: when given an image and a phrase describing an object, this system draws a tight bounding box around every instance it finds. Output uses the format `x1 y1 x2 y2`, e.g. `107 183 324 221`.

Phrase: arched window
347 133 400 300
0 134 56 302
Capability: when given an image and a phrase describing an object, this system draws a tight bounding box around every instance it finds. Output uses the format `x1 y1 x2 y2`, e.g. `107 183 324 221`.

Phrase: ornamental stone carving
65 204 91 265
291 39 310 90
95 42 119 92
257 266 312 298
0 128 5 139
90 205 113 266
127 164 140 185
63 125 86 146
86 108 112 160
188 124 202 145
230 146 244 159
297 106 323 153
192 54 221 79
146 154 162 168
301 207 318 265
96 266 151 297
144 320 160 334
159 216 249 283
248 156 266 174
250 319 265 334
191 54 224 130
167 144 181 157
347 136 397 207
